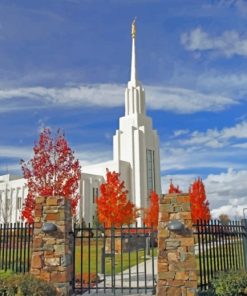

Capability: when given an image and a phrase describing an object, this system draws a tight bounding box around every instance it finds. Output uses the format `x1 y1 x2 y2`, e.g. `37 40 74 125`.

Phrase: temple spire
131 18 136 38
125 20 146 116
130 18 137 83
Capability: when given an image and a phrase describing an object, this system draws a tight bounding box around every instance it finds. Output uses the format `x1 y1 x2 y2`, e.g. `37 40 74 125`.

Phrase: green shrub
210 270 247 296
18 275 58 296
198 290 215 296
0 270 19 296
0 271 58 296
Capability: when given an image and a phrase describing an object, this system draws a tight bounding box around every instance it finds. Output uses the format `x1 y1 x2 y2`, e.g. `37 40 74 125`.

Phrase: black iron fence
72 223 156 295
3 219 246 293
194 219 247 291
0 222 33 273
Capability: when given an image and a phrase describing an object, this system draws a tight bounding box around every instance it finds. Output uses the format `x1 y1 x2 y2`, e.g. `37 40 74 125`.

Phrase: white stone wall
0 175 27 223
0 173 104 225
79 173 104 225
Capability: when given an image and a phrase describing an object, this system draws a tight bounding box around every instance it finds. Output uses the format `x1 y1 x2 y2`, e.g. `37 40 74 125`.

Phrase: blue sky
0 0 247 218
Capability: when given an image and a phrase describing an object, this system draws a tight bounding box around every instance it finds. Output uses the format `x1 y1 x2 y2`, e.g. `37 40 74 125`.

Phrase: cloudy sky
0 0 247 218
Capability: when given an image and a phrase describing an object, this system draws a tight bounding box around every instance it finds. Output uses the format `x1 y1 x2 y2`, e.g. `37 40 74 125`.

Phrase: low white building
0 174 27 223
0 21 161 225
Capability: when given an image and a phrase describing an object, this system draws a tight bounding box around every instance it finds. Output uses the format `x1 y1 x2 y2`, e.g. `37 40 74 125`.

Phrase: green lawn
1 240 156 277
0 248 30 273
74 239 157 275
196 240 245 287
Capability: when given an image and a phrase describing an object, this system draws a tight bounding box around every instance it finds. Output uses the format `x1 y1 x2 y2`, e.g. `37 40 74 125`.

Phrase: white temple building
0 21 161 224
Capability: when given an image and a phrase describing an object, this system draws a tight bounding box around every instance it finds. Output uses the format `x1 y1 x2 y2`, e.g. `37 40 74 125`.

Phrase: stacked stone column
157 193 198 296
31 196 73 296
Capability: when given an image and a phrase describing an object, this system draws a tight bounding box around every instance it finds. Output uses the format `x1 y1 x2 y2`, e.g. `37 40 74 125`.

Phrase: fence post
146 236 150 256
242 219 247 269
30 196 73 296
156 193 198 296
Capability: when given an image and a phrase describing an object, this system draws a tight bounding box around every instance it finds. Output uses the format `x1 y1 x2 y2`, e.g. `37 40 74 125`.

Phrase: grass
74 238 157 275
0 269 14 277
0 238 157 277
0 250 30 273
196 240 245 269
196 240 245 288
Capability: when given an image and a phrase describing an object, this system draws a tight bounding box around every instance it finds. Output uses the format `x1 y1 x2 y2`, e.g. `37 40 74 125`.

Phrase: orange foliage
143 191 159 230
168 180 182 194
189 178 211 223
96 170 138 227
20 128 81 223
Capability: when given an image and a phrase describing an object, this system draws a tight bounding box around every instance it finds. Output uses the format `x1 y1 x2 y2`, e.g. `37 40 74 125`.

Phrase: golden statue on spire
131 18 136 39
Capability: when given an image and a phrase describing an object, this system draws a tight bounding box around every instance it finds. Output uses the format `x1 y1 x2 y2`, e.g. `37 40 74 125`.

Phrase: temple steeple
130 19 137 84
125 19 146 116
113 20 161 214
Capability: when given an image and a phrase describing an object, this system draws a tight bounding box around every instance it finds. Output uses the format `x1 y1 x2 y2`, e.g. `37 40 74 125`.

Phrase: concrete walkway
77 257 157 296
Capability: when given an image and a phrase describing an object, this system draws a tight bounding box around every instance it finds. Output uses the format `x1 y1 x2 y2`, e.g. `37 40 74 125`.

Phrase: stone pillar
31 196 73 296
157 194 198 296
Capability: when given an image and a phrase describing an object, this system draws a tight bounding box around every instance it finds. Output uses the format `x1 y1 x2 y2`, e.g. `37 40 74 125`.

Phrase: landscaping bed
0 270 58 296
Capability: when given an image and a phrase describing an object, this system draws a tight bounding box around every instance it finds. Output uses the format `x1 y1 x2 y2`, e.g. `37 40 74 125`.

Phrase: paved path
76 257 157 296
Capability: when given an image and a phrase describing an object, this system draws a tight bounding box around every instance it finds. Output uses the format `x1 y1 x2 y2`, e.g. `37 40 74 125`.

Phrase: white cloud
205 169 247 218
211 205 246 219
146 86 236 113
221 121 247 139
160 142 246 173
159 122 247 189
233 142 247 148
161 169 247 219
0 145 32 160
169 71 247 103
197 73 247 95
0 143 112 176
181 27 247 57
0 85 124 109
0 83 237 114
76 150 112 167
181 120 247 148
173 129 190 137
159 120 247 217
205 168 247 200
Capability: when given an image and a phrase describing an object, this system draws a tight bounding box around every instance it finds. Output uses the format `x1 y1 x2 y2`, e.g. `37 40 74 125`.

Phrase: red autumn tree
21 128 81 223
96 170 137 227
189 178 211 223
168 180 182 194
143 191 159 230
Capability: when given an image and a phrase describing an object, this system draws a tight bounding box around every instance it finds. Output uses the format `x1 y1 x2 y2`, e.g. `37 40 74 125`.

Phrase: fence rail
0 222 33 273
72 223 156 294
194 219 247 291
